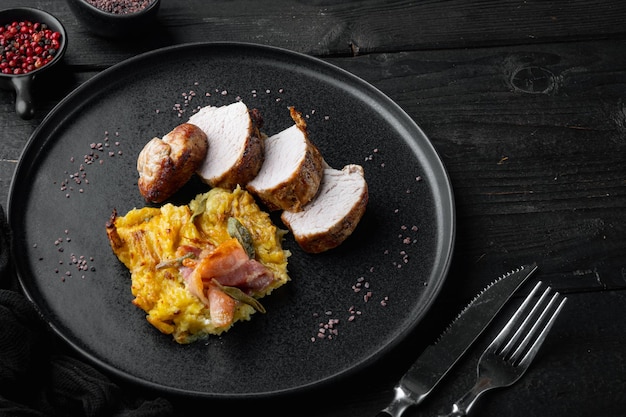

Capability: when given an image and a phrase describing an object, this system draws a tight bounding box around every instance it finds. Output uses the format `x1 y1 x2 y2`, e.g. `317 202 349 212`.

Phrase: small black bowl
0 8 68 119
65 0 161 38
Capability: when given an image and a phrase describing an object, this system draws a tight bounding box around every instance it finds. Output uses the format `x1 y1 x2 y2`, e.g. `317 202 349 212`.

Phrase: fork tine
441 281 568 417
489 281 544 352
496 282 567 367
500 285 553 358
514 294 567 368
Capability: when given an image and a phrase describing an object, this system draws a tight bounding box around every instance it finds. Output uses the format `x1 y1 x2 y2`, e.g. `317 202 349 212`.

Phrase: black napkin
0 205 174 417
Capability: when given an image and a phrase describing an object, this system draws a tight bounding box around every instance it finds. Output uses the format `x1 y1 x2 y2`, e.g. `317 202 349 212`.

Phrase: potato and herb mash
106 186 290 343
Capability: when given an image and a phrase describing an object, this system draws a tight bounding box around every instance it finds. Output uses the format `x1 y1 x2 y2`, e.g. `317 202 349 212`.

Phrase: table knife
377 262 538 417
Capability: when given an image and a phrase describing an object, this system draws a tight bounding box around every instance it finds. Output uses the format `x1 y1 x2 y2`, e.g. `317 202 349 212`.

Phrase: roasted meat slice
281 164 368 253
189 102 265 189
246 107 324 211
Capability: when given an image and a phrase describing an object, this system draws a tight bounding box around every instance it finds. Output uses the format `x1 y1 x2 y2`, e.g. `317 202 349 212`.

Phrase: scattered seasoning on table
37 229 97 281
162 81 333 122
55 130 123 197
0 20 62 75
310 265 391 342
309 143 430 342
160 82 298 118
37 130 124 282
311 312 340 342
85 0 155 14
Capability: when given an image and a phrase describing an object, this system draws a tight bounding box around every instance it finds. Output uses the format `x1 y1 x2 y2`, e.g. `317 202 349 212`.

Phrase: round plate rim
7 41 456 399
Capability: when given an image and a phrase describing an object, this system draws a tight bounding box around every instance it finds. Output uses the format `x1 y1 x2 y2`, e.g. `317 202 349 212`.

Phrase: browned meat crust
246 107 324 211
191 103 266 190
280 165 368 253
211 129 265 190
137 123 208 203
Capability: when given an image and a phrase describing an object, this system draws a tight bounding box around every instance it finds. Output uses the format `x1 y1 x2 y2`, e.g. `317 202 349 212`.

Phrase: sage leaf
156 252 195 269
211 279 266 314
190 194 209 222
227 217 255 259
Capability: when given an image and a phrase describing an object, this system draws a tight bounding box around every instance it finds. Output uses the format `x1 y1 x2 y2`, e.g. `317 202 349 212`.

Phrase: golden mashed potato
106 186 290 343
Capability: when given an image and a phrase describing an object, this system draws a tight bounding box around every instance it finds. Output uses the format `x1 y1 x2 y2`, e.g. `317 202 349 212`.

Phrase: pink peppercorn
0 20 61 75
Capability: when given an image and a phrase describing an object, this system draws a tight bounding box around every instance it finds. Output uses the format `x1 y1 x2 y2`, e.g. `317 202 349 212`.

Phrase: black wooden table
1 1 625 416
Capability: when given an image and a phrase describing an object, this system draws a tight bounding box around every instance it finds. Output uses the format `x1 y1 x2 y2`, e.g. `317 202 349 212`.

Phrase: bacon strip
198 238 274 291
207 284 237 328
179 238 275 327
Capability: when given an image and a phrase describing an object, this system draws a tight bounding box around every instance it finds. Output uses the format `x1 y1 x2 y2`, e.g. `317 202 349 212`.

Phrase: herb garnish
211 279 266 313
227 217 255 259
156 252 195 269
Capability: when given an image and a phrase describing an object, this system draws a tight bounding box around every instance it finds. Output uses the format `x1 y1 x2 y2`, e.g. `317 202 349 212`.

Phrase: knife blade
377 262 538 417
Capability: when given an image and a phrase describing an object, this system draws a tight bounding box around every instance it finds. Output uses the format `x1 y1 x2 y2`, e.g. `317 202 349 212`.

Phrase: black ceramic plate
8 42 455 399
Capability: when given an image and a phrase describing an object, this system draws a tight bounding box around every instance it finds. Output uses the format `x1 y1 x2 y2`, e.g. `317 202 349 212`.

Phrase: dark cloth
0 205 174 417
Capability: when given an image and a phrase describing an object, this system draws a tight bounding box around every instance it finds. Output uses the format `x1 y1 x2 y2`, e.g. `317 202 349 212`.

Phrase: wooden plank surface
3 0 626 64
1 1 625 416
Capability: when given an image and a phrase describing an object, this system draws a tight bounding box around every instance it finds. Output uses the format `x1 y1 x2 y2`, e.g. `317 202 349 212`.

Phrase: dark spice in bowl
65 0 161 38
85 0 156 14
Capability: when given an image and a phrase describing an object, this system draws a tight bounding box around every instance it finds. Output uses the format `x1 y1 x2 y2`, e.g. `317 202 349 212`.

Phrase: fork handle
439 376 492 417
439 404 468 417
376 385 416 417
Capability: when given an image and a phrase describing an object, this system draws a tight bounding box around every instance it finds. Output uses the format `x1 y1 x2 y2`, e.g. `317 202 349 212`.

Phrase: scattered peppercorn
0 20 61 75
85 0 155 14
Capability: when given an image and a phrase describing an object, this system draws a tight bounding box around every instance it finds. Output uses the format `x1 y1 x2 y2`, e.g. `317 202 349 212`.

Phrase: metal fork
440 281 567 417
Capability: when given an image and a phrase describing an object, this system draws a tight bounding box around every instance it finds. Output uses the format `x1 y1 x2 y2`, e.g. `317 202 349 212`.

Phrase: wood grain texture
327 40 626 296
1 1 625 416
4 0 626 64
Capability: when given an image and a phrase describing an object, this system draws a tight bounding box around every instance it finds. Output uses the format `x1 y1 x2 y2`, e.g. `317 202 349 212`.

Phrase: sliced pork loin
246 107 324 212
280 164 368 253
188 102 265 189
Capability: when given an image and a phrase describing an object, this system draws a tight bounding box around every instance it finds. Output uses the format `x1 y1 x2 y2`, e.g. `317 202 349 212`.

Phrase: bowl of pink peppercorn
0 7 67 119
65 0 160 38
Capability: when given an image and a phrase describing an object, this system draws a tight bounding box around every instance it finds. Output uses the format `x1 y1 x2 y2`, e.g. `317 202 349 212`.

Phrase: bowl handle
11 76 35 120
